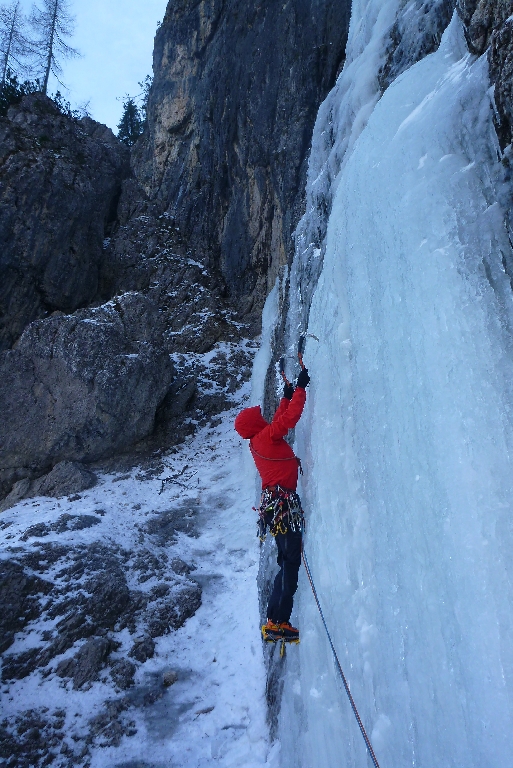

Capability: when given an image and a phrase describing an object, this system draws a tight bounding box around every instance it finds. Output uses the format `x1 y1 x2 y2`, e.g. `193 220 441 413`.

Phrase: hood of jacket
234 405 268 439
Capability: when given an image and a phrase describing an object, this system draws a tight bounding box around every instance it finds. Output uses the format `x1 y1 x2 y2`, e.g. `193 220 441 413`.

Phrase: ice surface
280 10 513 768
288 0 401 344
251 274 282 407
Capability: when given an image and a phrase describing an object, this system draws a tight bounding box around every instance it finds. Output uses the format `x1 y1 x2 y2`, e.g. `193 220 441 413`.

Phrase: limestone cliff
133 0 351 316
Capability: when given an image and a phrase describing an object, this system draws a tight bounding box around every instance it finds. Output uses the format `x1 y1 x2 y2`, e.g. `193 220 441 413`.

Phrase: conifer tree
0 0 31 85
138 74 152 123
117 96 143 147
29 0 79 94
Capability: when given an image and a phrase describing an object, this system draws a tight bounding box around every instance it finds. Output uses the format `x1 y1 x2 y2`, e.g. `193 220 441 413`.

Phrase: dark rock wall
0 162 253 501
456 0 513 148
0 94 129 351
134 0 351 316
454 1 513 254
489 18 513 150
380 0 457 91
457 0 513 52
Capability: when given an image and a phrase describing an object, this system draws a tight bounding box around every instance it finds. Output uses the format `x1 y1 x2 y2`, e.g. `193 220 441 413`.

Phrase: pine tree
138 74 153 123
29 0 79 95
117 97 143 147
0 0 31 85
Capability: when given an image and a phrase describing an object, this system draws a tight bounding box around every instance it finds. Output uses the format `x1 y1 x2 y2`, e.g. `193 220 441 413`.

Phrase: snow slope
279 10 513 768
1 365 274 768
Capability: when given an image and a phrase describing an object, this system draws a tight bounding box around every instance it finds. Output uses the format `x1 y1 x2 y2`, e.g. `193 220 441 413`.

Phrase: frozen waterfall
267 6 513 768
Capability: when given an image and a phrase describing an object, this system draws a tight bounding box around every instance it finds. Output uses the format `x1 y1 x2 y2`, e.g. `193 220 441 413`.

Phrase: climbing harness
302 545 382 768
254 486 305 542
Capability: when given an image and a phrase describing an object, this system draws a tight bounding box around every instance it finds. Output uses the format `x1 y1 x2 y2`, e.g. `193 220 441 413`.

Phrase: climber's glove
283 382 294 400
297 368 310 389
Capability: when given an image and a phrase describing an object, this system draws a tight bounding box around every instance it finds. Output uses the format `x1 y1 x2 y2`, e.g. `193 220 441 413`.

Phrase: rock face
457 0 513 147
0 97 183 499
0 177 254 503
99 193 241 352
0 292 173 493
380 0 456 90
486 11 513 149
134 0 351 315
1 537 201 683
0 462 98 512
0 560 52 654
457 0 513 51
0 93 129 351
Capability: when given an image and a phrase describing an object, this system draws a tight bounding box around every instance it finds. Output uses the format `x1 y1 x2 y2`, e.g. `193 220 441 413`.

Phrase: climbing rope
301 545 382 768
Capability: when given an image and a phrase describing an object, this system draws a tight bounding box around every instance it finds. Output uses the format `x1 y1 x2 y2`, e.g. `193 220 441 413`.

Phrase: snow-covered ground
1 373 276 767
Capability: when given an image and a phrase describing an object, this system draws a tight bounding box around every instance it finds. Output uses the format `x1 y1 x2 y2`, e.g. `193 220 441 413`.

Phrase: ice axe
298 333 319 369
279 356 290 385
298 334 306 370
279 334 318 382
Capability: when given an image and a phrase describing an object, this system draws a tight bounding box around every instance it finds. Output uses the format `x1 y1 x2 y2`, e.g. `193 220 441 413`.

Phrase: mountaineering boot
278 621 300 640
262 619 281 640
262 619 300 643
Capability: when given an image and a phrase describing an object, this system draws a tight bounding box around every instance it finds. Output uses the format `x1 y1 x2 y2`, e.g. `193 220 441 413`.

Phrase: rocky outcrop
1 538 201 683
457 0 513 52
487 13 513 150
0 97 183 500
55 636 115 690
99 190 243 351
0 499 203 765
134 0 351 316
0 93 129 351
380 0 457 90
0 191 254 503
1 461 98 512
457 0 513 147
0 560 53 654
0 292 173 495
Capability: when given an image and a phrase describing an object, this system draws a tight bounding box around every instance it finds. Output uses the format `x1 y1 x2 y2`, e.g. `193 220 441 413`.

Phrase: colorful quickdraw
254 486 305 542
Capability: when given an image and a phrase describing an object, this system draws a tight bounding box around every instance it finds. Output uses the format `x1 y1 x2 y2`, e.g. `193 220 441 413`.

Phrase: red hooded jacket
234 387 306 490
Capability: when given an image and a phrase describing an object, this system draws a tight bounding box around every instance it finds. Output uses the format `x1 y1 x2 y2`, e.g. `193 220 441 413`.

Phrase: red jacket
234 387 306 490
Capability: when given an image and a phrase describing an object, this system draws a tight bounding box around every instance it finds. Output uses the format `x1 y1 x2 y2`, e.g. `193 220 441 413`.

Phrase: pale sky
19 0 169 132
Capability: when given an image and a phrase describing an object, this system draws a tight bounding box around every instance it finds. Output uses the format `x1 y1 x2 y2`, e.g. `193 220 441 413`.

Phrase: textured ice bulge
289 0 400 340
281 11 513 768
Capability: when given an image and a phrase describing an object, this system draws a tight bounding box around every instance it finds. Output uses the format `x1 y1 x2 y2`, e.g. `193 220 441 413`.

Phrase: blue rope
301 545 382 768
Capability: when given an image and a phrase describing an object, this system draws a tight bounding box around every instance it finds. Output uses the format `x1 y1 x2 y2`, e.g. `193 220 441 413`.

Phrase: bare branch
29 0 80 94
0 0 32 84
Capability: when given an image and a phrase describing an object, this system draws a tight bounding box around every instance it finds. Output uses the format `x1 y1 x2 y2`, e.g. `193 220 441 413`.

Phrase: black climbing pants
267 528 302 624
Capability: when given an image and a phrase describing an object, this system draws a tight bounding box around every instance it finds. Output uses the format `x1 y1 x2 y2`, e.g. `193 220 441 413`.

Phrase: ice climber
234 367 310 642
